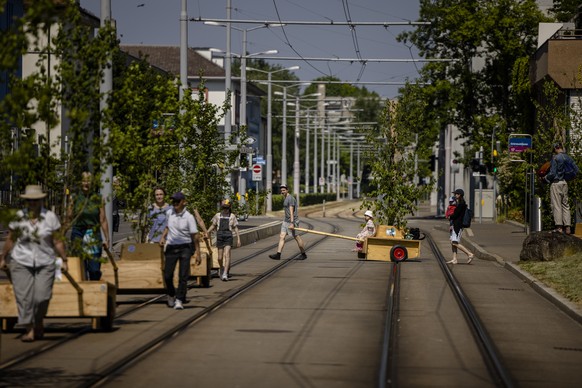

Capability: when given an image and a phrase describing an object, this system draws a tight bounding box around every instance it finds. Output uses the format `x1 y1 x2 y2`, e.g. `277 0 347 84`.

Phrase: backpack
462 207 473 228
563 156 579 181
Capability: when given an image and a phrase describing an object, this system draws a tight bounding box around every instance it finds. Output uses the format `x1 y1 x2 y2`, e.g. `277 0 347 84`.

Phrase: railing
551 29 582 40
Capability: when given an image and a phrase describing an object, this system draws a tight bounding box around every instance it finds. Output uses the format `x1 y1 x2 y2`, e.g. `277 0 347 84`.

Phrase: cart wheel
201 275 211 288
357 251 366 259
390 245 408 262
95 295 116 332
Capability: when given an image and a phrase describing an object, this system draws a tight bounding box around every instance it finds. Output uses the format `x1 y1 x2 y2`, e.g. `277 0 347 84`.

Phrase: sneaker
298 252 308 260
269 252 281 260
174 299 184 310
221 274 228 281
167 295 175 308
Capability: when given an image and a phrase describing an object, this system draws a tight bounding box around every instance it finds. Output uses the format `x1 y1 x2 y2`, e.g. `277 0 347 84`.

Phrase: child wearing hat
354 210 376 252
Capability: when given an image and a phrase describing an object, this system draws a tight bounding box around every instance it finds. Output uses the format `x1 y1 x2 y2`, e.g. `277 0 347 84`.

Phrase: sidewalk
431 214 582 324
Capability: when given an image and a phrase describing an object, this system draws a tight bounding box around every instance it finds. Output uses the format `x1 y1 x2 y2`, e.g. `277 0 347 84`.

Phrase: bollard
322 200 326 218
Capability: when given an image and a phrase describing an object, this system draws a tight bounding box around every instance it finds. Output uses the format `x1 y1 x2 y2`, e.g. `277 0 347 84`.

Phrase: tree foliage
0 0 115 224
550 0 582 22
399 0 547 153
362 99 432 228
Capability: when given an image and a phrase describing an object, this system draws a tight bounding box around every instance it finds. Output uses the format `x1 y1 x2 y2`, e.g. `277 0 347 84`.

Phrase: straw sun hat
20 185 47 199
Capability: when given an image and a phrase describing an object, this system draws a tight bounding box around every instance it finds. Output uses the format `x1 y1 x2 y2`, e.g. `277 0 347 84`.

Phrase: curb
504 262 582 325
432 224 582 324
239 221 282 246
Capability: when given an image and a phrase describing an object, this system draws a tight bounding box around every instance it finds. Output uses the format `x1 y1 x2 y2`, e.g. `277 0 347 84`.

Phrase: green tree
531 80 582 230
550 0 581 22
399 0 547 152
0 1 116 224
362 99 432 228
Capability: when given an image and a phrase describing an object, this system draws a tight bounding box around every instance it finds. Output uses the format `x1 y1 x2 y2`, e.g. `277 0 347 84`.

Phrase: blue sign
253 155 266 165
509 137 532 153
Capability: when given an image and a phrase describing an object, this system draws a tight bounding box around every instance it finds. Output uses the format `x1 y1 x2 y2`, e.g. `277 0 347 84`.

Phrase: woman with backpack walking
447 188 474 265
205 200 240 281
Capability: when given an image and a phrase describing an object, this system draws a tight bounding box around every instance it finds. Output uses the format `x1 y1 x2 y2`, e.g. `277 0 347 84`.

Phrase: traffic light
491 148 499 174
429 155 436 171
470 158 480 172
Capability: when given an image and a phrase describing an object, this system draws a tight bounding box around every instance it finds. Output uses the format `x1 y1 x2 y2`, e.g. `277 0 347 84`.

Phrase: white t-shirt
165 208 198 245
8 208 61 267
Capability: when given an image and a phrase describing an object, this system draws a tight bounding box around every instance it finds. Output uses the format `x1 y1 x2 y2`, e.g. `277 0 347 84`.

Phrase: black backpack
564 156 579 181
462 207 473 228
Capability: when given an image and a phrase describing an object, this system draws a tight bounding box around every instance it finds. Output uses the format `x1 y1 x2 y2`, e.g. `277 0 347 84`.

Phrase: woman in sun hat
0 185 68 342
354 210 376 252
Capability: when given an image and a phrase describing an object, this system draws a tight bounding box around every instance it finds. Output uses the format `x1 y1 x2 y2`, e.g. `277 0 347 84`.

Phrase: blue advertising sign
509 136 532 153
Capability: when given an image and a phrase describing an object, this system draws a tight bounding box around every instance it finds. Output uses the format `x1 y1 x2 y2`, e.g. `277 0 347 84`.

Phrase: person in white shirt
0 185 68 342
159 192 201 310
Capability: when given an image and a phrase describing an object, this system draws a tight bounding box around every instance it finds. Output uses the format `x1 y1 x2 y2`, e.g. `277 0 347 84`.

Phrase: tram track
420 231 516 388
0 206 349 386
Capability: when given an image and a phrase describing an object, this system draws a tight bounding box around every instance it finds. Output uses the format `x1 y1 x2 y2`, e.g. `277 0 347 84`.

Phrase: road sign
240 146 254 154
252 164 262 181
508 135 532 153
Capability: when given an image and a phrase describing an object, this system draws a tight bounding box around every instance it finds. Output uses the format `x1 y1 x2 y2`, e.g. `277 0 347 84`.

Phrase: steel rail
425 232 516 388
87 217 340 387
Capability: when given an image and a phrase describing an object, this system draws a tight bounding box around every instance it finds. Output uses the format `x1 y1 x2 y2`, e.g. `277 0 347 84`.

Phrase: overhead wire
341 0 366 82
382 24 421 77
272 0 330 77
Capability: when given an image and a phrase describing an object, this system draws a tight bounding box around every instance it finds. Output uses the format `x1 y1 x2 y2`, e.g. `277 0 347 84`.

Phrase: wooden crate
0 257 114 318
364 238 421 261
101 242 164 290
374 225 406 239
200 244 219 269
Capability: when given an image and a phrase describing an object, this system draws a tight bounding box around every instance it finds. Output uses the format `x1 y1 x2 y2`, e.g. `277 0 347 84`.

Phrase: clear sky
80 1 422 98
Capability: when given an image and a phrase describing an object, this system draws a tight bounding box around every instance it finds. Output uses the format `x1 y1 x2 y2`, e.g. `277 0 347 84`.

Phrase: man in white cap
159 191 201 310
269 184 307 260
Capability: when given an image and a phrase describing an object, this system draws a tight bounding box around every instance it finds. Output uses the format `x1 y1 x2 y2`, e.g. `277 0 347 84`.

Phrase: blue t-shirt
147 204 170 243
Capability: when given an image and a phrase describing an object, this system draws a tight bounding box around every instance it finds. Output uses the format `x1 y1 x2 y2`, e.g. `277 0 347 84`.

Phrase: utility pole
100 0 113 243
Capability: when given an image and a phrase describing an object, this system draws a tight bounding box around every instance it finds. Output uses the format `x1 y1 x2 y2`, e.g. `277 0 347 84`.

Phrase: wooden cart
101 242 212 291
0 257 116 331
296 225 421 262
361 225 421 262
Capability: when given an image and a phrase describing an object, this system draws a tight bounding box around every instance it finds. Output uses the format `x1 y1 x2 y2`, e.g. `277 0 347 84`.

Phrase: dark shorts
216 231 233 248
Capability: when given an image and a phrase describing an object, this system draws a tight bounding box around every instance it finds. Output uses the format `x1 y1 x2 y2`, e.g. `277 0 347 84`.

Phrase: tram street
1 202 582 387
397 216 582 387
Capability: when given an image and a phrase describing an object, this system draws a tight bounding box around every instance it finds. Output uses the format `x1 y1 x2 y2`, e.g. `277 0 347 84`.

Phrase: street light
287 93 321 201
204 21 283 129
274 82 309 186
246 65 300 211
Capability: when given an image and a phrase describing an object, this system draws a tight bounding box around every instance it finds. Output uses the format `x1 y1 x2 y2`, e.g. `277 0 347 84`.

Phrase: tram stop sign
252 164 262 181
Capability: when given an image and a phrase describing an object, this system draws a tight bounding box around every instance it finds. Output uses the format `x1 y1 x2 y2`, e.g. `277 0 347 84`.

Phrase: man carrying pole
269 184 307 260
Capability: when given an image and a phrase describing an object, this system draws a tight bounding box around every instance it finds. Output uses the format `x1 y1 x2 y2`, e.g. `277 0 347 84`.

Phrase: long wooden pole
295 227 360 241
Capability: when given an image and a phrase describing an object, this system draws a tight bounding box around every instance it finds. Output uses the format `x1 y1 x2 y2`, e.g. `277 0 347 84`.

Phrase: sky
80 0 422 98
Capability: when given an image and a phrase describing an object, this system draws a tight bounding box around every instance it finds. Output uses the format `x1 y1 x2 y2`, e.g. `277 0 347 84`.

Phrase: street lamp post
246 65 300 212
294 94 300 201
274 82 309 187
291 94 321 202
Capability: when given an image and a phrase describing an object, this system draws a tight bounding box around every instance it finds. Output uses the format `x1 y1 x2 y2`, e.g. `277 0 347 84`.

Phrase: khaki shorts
281 221 299 237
